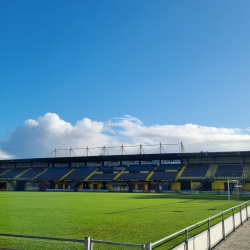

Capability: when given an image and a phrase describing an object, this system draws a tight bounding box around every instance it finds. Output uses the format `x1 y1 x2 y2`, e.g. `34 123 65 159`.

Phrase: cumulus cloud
1 113 250 159
0 149 12 160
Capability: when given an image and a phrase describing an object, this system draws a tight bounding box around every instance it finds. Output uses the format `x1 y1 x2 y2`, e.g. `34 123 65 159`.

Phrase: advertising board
78 189 108 192
46 189 74 192
199 191 220 194
179 190 199 194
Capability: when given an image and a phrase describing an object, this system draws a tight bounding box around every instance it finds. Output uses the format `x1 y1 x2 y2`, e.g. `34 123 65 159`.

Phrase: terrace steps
175 165 186 180
8 181 16 190
84 168 99 181
113 168 126 180
146 166 157 181
209 165 218 180
0 169 12 177
243 165 250 180
15 168 32 178
205 164 214 179
246 166 250 181
59 168 75 181
33 168 48 180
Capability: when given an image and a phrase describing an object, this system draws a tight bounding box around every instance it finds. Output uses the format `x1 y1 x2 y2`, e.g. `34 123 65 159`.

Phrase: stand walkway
215 219 250 250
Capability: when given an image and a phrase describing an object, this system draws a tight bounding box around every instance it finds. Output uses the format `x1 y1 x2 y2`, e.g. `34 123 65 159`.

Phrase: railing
0 234 145 250
88 238 145 250
0 233 85 250
146 201 250 250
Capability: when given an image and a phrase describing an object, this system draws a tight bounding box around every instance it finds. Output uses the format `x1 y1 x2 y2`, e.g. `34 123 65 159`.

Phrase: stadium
1 144 250 193
1 144 250 250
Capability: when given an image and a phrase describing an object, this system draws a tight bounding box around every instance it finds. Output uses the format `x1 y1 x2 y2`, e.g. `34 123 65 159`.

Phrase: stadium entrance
0 182 6 189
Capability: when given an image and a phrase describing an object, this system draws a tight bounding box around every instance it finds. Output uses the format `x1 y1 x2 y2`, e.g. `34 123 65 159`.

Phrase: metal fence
0 234 145 250
147 201 250 250
86 238 145 250
0 233 85 250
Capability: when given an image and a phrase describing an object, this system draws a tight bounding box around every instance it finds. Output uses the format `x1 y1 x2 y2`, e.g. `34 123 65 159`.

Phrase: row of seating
180 164 210 179
215 165 243 178
63 167 96 181
0 164 246 181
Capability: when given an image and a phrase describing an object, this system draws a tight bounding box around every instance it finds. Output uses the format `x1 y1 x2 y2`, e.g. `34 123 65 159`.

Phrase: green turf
0 192 249 249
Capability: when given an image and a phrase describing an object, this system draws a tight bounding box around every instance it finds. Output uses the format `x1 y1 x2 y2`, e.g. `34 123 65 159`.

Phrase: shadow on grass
130 193 250 201
106 199 196 214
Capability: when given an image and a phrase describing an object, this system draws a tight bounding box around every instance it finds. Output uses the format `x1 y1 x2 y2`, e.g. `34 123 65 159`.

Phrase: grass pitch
0 192 249 249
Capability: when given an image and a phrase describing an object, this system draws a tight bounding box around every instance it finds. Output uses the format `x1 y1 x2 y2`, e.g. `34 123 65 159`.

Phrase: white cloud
0 149 12 160
1 113 250 159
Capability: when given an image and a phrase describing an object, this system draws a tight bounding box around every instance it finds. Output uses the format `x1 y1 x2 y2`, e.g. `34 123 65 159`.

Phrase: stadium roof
1 150 250 164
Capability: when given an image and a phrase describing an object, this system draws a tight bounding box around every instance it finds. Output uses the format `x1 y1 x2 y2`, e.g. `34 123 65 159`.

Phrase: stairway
0 169 12 177
113 167 126 180
205 164 214 179
84 168 99 181
209 165 218 180
175 165 186 181
8 181 16 190
243 166 250 180
32 168 48 180
146 166 157 181
59 168 75 181
246 166 250 181
15 168 32 179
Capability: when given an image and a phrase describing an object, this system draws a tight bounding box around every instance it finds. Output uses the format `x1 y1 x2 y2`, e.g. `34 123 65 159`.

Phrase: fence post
208 219 211 250
246 203 248 220
185 229 188 250
240 205 242 225
85 237 91 250
232 208 235 232
222 213 225 240
146 242 152 250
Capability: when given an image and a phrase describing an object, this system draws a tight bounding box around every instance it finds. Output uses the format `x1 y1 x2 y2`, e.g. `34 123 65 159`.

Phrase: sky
1 1 250 159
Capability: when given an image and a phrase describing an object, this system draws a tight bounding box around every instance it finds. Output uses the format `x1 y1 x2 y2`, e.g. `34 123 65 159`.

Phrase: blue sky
1 1 250 158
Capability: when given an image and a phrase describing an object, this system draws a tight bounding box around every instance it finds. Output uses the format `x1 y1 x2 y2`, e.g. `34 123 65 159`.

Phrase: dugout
0 181 6 189
181 180 190 190
54 182 71 189
203 181 212 191
16 181 26 191
127 182 148 191
150 182 159 191
39 182 52 191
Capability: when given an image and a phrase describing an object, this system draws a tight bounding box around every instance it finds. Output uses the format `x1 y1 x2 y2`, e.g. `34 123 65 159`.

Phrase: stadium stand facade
1 151 250 192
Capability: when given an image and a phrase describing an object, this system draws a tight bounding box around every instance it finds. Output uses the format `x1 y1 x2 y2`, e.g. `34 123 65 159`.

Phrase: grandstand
1 150 250 192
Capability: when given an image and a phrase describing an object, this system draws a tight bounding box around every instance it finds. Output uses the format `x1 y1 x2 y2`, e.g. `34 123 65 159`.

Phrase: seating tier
1 168 27 178
20 168 46 179
0 168 9 175
64 168 96 181
117 173 149 181
180 164 209 178
89 173 118 181
215 165 243 178
155 164 182 171
35 168 72 181
125 164 155 172
150 171 178 181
